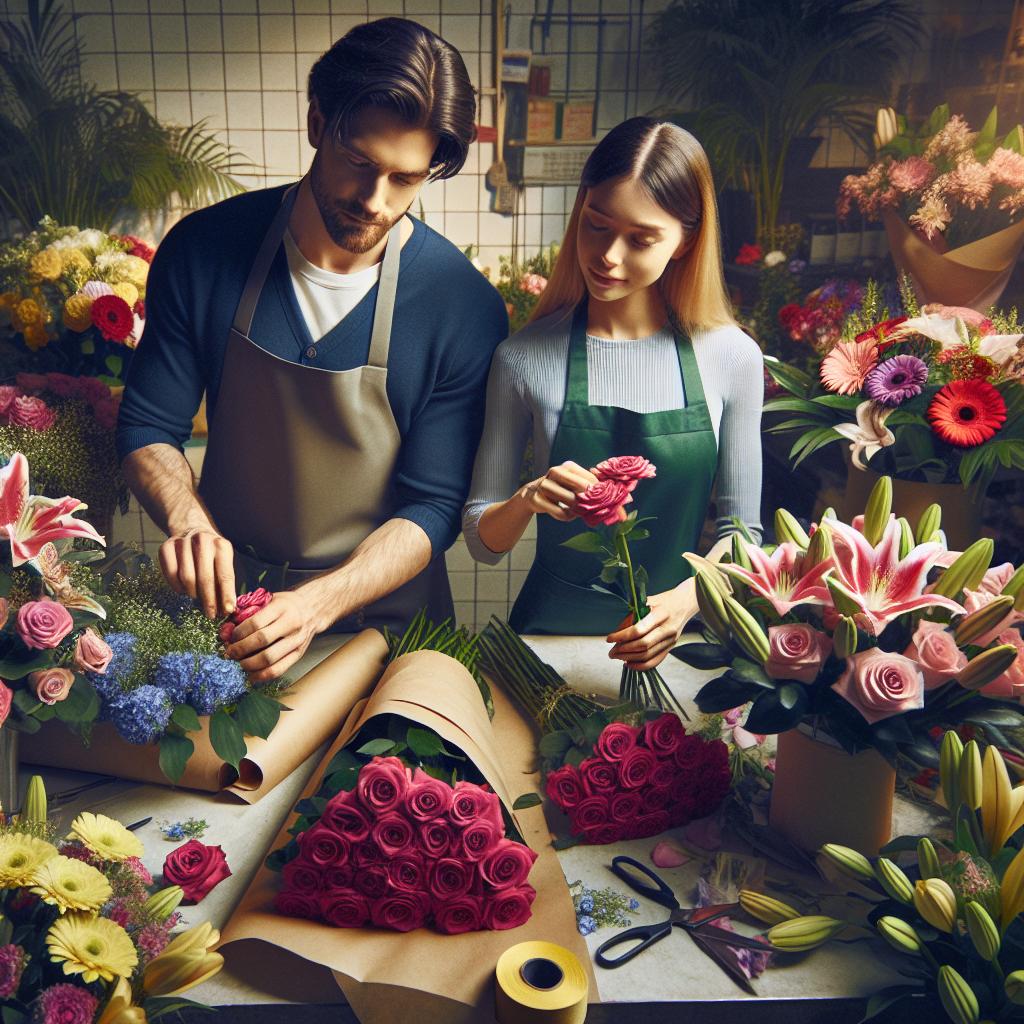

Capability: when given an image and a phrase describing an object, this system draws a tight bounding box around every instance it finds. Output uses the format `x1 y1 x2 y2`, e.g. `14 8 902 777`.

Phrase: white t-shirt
283 229 382 341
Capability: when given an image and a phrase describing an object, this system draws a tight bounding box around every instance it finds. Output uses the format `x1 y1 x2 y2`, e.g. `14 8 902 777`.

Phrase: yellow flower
12 298 43 330
914 878 958 933
31 854 113 913
110 281 139 308
60 248 91 275
96 976 147 1024
69 811 144 863
47 912 138 983
30 247 63 281
0 833 57 887
120 254 149 288
63 293 93 332
143 921 223 996
22 323 52 350
0 291 18 310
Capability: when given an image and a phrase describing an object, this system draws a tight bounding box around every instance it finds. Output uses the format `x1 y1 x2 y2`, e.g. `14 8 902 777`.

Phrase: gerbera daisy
0 833 57 887
68 812 144 863
820 338 879 394
46 913 138 983
928 379 1007 447
30 855 112 913
863 355 928 406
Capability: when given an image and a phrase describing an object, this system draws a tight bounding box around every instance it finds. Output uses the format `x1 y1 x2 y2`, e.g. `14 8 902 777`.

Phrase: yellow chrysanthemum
12 298 43 330
30 247 63 281
60 248 91 274
22 323 52 350
47 912 138 983
119 254 149 288
109 281 139 308
69 812 144 863
63 293 93 332
0 833 58 887
30 854 112 913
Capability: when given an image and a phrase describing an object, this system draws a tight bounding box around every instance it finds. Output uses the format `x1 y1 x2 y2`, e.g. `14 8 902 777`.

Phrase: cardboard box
560 100 595 142
526 98 557 143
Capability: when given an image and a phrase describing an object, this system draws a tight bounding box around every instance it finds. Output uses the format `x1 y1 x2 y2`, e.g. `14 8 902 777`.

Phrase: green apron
508 300 719 635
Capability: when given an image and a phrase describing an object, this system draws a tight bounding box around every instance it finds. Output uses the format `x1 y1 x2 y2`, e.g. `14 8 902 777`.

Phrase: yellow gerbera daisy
31 855 112 913
68 812 145 863
0 833 58 887
47 912 138 983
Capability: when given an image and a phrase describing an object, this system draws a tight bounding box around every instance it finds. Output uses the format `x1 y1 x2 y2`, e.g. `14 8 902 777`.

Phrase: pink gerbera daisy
820 338 879 395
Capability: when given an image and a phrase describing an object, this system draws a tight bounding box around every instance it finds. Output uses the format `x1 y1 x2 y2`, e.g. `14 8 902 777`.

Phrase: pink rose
320 888 370 928
324 863 353 890
406 768 454 820
573 479 632 528
832 648 925 724
73 628 113 675
450 780 504 832
417 820 452 857
595 721 639 762
233 587 273 624
428 857 474 900
274 891 320 919
519 273 547 295
545 765 588 810
594 455 657 492
434 895 484 934
609 791 642 825
479 839 537 890
298 824 350 868
9 395 56 431
962 588 1024 646
321 794 371 842
371 813 415 857
356 756 408 813
370 891 430 932
388 856 426 893
641 713 685 757
618 746 658 789
765 624 831 683
0 682 12 728
461 821 502 861
569 795 611 833
281 860 323 895
980 629 1024 699
353 864 389 899
0 598 7 630
583 823 625 845
484 884 536 930
162 839 232 903
29 668 74 705
904 620 967 690
16 599 74 650
14 373 47 392
0 387 21 420
579 757 618 793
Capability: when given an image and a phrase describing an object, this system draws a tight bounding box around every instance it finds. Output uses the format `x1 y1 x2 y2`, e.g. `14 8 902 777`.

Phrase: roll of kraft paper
495 941 589 1024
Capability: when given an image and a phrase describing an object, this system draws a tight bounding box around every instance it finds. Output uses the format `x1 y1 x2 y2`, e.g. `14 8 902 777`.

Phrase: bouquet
839 104 1024 249
269 616 540 934
764 281 1024 491
776 278 865 357
676 475 1024 766
478 618 731 847
0 217 151 384
0 777 222 1021
744 731 1024 1024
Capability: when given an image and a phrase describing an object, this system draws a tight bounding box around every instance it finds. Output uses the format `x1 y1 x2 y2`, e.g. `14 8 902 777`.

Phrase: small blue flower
153 652 200 704
578 896 594 915
162 823 186 841
629 898 640 911
190 655 247 715
577 916 597 936
89 632 136 696
109 684 173 744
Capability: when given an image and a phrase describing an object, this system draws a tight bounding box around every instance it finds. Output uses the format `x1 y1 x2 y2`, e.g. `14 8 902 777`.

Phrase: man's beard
310 150 402 254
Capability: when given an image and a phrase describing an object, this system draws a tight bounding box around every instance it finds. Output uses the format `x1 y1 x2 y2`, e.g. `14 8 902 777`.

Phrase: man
116 18 508 682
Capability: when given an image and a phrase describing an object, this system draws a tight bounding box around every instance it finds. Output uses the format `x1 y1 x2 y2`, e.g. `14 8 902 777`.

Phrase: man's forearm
300 517 433 632
121 443 215 538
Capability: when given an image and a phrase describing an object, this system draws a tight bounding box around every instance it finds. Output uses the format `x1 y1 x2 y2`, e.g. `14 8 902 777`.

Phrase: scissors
594 856 770 994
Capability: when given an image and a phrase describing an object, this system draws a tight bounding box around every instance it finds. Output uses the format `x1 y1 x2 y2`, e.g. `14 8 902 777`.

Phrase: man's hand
159 528 237 619
606 580 698 671
223 589 324 684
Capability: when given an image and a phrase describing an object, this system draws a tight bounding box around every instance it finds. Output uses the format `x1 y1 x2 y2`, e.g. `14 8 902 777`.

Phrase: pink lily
824 517 964 634
0 452 105 566
718 541 833 617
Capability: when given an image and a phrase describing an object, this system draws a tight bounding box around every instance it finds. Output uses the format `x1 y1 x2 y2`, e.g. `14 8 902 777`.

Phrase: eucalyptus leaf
539 731 573 758
512 793 542 810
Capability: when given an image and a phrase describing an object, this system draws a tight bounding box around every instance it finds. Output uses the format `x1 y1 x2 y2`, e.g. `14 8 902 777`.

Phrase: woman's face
576 175 687 303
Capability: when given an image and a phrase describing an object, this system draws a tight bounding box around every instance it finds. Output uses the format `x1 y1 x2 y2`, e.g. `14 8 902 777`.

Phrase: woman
462 117 763 669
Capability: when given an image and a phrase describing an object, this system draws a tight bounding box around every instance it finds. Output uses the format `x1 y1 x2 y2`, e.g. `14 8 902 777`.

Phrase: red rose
582 823 624 845
595 721 639 762
324 863 353 890
699 738 730 770
353 863 389 899
579 757 618 793
644 785 671 811
274 891 320 919
669 793 699 827
569 795 611 834
417 820 452 857
434 895 484 935
352 841 383 868
428 857 474 900
641 714 684 757
371 814 415 857
281 860 322 895
460 821 501 862
544 766 588 810
650 759 677 790
484 885 536 930
479 839 537 890
388 856 426 893
16 599 74 650
371 891 430 932
356 756 408 814
233 587 273 621
321 794 371 842
450 781 504 832
406 768 453 820
162 839 231 903
734 243 762 266
609 791 641 825
9 395 56 431
91 294 134 342
298 824 350 868
573 480 632 528
618 747 658 790
320 888 370 928
673 734 705 771
593 455 657 492
634 811 671 838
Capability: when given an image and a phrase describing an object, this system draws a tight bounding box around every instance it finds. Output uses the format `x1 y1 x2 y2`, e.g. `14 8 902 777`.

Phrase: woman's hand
516 461 598 522
606 580 699 671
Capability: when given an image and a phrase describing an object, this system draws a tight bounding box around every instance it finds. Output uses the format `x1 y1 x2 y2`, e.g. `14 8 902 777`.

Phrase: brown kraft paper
21 630 389 801
219 649 595 1024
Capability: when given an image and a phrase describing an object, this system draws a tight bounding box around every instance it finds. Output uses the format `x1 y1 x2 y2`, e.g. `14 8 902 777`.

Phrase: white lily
874 107 898 150
893 314 969 350
834 401 896 470
979 333 1024 371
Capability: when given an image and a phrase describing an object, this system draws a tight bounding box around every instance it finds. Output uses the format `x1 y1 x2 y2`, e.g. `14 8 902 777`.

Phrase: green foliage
749 263 801 355
493 244 559 334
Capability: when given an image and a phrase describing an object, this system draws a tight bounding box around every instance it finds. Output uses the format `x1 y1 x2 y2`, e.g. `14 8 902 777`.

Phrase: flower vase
0 728 18 818
769 726 895 856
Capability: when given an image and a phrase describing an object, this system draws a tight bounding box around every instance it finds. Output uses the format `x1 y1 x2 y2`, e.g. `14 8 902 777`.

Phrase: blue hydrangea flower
109 685 173 744
153 653 200 705
89 632 137 715
578 896 594 915
629 898 640 911
577 916 597 936
190 655 247 715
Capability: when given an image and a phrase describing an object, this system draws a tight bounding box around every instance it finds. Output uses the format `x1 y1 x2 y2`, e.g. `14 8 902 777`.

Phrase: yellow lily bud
876 858 914 904
862 476 892 546
22 775 47 824
820 843 875 882
915 503 942 545
954 596 1015 646
767 915 846 952
983 743 1013 854
876 915 923 955
1000 846 1024 933
738 889 800 925
96 977 146 1024
937 965 980 1024
144 885 184 923
941 731 964 813
144 922 224 997
917 837 941 880
965 901 1000 961
1005 970 1024 1005
958 645 1019 691
722 593 770 664
959 740 983 811
914 878 958 933
775 508 810 549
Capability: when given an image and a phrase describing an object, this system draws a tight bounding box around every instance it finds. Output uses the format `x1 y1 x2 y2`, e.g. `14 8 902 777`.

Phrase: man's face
309 103 438 254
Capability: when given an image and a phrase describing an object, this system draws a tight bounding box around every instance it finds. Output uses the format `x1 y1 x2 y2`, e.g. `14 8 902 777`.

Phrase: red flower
484 885 536 930
617 746 658 789
593 455 656 491
545 765 588 810
855 316 907 350
320 889 370 928
573 479 633 528
777 303 802 329
356 756 408 813
434 895 484 934
579 757 618 793
90 294 134 342
479 839 537 890
928 379 1007 447
641 713 685 757
370 891 430 932
120 234 155 262
428 858 474 900
734 243 762 265
281 860 322 895
297 824 350 868
594 721 639 762
162 839 231 903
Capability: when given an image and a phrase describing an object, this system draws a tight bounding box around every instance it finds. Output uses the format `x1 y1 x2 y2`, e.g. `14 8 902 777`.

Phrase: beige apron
198 186 452 632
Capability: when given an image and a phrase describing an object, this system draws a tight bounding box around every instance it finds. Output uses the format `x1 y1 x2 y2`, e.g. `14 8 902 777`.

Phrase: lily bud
96 977 145 1024
876 915 923 955
738 889 800 925
954 596 1015 646
767 915 846 952
1005 970 1024 1005
775 508 810 549
958 740 983 811
862 475 893 546
820 843 875 882
143 922 224 997
804 524 833 569
933 539 995 599
915 503 942 545
144 885 184 923
874 106 898 149
695 571 730 643
958 644 1019 691
826 577 863 617
730 532 752 571
937 965 980 1024
897 517 914 559
914 878 958 933
22 775 46 824
965 901 1000 961
833 616 858 660
819 506 836 523
917 837 941 880
940 731 964 813
875 858 914 904
722 593 770 664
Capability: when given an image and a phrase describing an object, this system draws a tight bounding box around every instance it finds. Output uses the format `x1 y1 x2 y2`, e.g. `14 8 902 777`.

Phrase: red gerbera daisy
928 379 1007 447
90 294 134 342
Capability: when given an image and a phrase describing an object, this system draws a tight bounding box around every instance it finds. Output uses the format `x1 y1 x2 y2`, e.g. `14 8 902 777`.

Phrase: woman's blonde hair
529 117 735 334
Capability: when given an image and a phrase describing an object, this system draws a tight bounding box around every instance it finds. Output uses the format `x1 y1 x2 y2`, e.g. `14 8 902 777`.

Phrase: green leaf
356 738 397 756
670 643 731 669
296 796 327 817
325 747 361 775
54 677 99 724
209 708 247 770
105 354 123 376
561 532 606 553
859 985 925 1024
966 707 1024 728
629 528 650 541
232 690 282 739
0 651 53 680
694 674 761 713
158 734 195 784
539 730 573 759
512 793 542 810
552 835 581 850
581 713 605 745
323 768 359 796
171 704 201 733
564 746 586 768
406 726 443 758
730 657 772 687
80 338 95 355
811 394 861 410
743 685 808 733
144 996 217 1020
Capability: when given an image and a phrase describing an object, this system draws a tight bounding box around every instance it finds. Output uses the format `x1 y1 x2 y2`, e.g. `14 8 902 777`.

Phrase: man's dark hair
308 17 476 181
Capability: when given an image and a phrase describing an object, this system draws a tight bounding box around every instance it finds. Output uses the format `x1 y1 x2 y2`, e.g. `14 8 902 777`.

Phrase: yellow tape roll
495 941 589 1024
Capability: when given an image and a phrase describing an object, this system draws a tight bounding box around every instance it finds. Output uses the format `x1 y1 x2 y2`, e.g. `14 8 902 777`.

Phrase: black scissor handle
610 855 679 909
595 919 674 969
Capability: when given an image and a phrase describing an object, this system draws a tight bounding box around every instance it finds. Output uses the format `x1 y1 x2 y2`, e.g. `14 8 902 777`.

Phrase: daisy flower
928 379 1007 447
863 355 929 406
46 913 138 983
820 338 879 394
30 855 112 913
68 812 144 863
0 833 57 887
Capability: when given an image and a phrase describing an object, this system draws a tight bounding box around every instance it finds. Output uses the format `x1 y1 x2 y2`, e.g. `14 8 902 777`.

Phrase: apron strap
367 218 403 369
565 300 590 406
675 326 707 409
